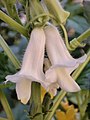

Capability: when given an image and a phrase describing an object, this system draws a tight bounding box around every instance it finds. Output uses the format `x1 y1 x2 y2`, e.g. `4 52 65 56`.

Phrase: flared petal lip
5 73 46 88
77 54 87 63
45 54 87 70
16 79 31 104
45 64 78 77
45 54 87 74
47 64 76 69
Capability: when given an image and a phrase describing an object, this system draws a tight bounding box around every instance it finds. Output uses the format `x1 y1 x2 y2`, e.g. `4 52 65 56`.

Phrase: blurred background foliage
0 0 90 120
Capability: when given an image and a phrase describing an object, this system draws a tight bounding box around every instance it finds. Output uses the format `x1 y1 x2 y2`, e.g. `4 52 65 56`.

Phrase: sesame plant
0 0 90 120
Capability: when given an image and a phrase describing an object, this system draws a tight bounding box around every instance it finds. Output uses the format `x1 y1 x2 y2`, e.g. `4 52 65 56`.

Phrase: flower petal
46 67 80 92
21 27 46 81
67 54 87 74
44 24 87 68
16 79 31 104
57 68 80 92
6 73 46 91
47 82 59 95
45 68 57 83
77 54 87 63
5 27 46 104
5 73 20 83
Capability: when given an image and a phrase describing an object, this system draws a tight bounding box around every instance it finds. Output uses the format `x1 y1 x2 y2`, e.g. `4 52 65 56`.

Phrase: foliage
77 63 90 90
0 52 16 83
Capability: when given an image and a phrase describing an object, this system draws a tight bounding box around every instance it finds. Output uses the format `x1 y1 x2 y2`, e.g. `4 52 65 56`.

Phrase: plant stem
26 0 30 23
76 93 82 120
70 28 90 50
0 118 8 120
60 24 90 51
31 82 43 120
0 89 14 120
60 24 73 51
76 28 90 43
2 0 22 24
0 35 20 120
0 10 28 37
12 5 22 25
76 91 90 120
44 50 90 120
0 35 21 69
72 50 90 80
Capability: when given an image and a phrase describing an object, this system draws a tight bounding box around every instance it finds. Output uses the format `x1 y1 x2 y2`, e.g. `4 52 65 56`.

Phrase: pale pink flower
44 24 87 94
6 27 46 104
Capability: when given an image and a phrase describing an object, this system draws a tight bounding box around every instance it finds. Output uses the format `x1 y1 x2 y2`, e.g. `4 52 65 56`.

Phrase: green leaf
77 63 90 90
86 104 90 119
83 0 90 23
66 3 83 17
18 0 26 7
29 101 43 119
67 15 90 34
0 52 16 84
42 93 53 115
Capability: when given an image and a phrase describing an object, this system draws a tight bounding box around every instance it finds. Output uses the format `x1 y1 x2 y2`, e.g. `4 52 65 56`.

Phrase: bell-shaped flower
5 27 46 104
42 0 70 24
44 24 87 94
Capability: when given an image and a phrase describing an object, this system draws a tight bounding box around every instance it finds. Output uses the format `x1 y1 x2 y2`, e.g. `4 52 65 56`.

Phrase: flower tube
42 0 70 24
44 24 87 93
6 27 46 104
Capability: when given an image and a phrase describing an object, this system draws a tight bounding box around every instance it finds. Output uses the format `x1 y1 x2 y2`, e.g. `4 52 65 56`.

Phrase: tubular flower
5 27 46 104
44 24 87 94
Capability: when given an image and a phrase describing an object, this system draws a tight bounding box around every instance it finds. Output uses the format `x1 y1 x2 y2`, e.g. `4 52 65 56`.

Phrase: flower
56 101 78 120
5 27 46 104
5 23 87 103
44 24 87 94
42 0 70 24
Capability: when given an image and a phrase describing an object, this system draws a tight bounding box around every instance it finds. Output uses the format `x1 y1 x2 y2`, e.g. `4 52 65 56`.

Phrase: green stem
31 82 43 120
2 0 22 24
44 50 90 120
26 13 55 28
26 0 30 23
72 50 90 80
12 5 22 25
76 28 90 43
76 91 90 120
60 24 73 51
0 89 14 120
0 35 21 69
76 93 82 120
60 24 87 51
0 118 8 120
0 10 28 37
70 28 90 50
30 0 44 18
0 34 21 120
